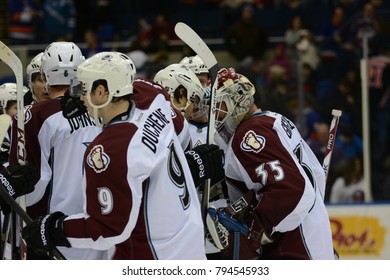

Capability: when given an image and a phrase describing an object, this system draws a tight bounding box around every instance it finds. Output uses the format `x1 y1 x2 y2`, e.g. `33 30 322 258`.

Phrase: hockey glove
206 190 273 259
60 90 87 119
0 162 35 215
22 211 71 257
185 144 225 189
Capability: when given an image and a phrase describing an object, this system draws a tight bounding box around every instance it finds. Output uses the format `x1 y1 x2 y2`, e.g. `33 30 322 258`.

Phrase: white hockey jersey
62 79 206 260
224 110 334 259
9 99 108 260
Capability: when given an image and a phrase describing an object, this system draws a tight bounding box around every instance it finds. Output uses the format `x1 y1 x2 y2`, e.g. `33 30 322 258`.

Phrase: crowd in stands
4 0 390 202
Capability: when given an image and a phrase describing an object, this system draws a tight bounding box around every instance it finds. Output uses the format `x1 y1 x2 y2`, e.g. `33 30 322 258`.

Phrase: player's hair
91 79 130 103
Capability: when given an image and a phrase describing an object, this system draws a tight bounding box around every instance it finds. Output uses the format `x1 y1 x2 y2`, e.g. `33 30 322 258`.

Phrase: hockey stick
322 109 342 260
174 22 219 230
0 40 28 260
0 42 26 165
0 183 66 260
322 109 342 188
0 114 11 258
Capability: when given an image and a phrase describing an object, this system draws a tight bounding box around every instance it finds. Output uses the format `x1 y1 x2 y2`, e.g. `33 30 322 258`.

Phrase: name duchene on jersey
142 108 170 153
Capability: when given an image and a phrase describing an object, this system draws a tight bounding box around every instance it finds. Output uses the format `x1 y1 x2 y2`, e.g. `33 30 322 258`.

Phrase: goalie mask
153 63 206 118
215 68 255 144
41 42 85 87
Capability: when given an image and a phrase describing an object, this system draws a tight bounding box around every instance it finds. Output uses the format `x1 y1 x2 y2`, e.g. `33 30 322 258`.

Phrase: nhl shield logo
240 130 266 153
87 144 110 173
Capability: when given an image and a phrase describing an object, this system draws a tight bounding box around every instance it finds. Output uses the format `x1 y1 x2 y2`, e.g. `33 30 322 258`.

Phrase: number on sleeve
98 187 113 215
255 160 284 184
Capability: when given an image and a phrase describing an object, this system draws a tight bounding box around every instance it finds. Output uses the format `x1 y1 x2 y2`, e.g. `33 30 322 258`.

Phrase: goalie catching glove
185 144 225 189
206 190 273 259
0 162 35 215
22 211 71 257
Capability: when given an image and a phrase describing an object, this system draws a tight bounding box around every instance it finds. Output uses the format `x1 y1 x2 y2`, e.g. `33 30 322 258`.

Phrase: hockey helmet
41 42 85 86
179 55 209 75
26 52 43 88
153 63 205 117
0 83 28 110
76 51 136 109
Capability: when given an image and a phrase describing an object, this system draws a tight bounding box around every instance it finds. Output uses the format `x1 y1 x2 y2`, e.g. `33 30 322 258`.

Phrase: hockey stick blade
174 22 219 145
174 22 220 232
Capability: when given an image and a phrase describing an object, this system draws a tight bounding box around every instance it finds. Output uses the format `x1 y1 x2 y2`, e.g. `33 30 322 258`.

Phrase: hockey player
0 83 28 166
179 55 210 87
207 67 334 259
154 63 229 259
0 83 28 117
154 63 205 118
26 52 50 103
0 83 35 259
21 51 224 259
8 42 107 260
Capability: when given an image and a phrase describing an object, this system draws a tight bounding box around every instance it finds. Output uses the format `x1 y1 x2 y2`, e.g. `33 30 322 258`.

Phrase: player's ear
97 84 107 98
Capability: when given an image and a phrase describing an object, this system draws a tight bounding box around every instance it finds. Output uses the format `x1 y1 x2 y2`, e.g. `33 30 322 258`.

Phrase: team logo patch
87 144 110 173
15 105 32 124
240 130 266 153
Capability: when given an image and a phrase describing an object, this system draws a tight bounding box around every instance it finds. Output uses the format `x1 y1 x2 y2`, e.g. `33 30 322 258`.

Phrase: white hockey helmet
179 55 209 75
41 42 85 86
76 51 136 109
214 67 255 143
0 83 28 109
153 63 205 116
26 52 43 88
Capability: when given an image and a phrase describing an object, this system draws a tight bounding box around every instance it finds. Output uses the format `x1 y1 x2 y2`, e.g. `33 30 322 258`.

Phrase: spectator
266 43 291 83
346 2 376 55
140 13 177 56
285 15 305 49
264 79 294 120
318 7 345 60
330 157 365 203
8 0 42 45
296 29 321 71
225 4 268 68
43 0 76 42
306 121 343 201
81 29 107 59
367 44 390 162
332 0 360 22
91 0 118 41
334 122 363 160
